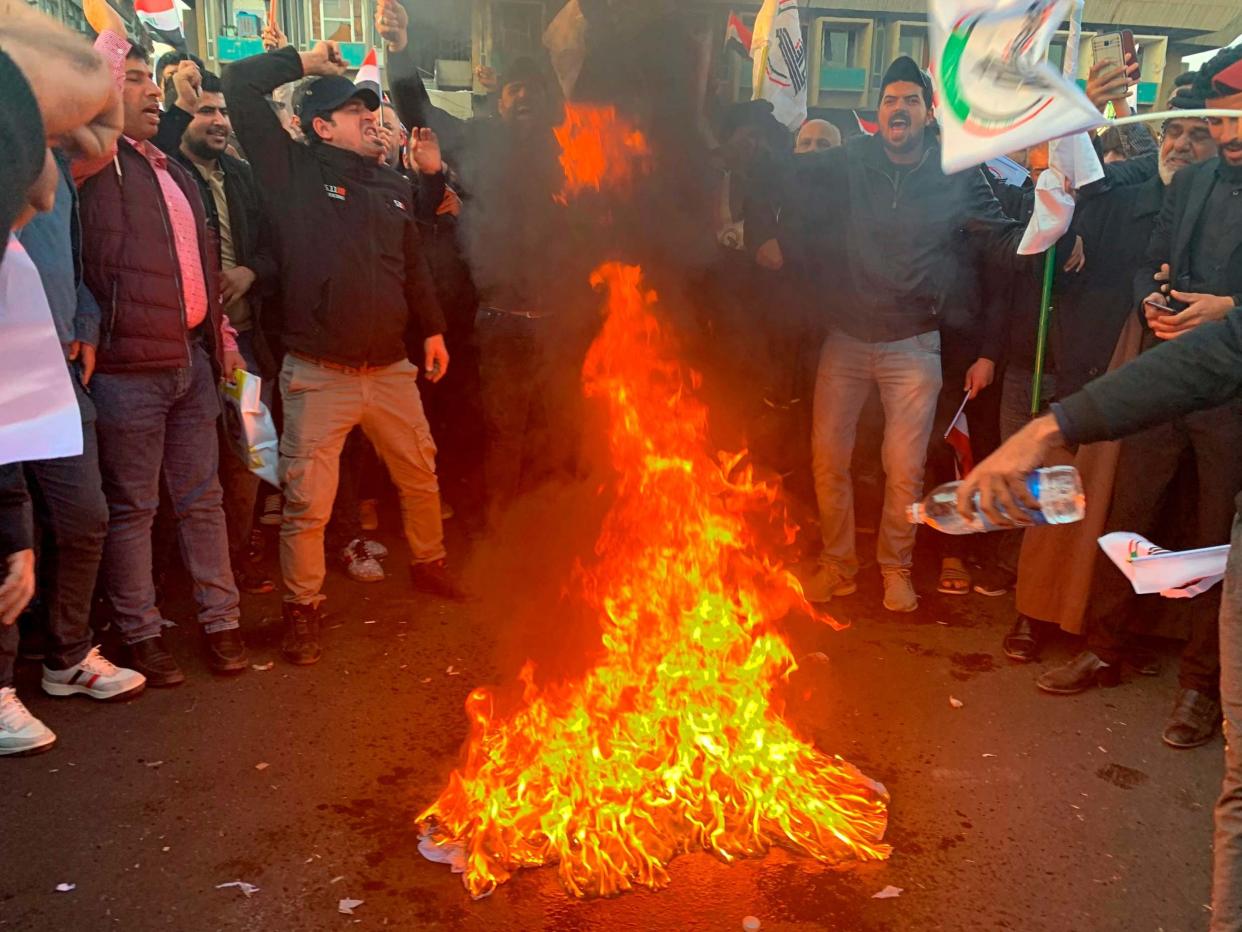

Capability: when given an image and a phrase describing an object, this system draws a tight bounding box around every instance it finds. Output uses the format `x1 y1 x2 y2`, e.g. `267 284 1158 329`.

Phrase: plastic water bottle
906 465 1085 535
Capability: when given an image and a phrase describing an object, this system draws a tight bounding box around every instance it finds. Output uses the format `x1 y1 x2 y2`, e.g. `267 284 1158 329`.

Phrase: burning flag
751 0 807 131
417 263 891 898
552 104 651 201
929 0 1104 173
134 0 188 52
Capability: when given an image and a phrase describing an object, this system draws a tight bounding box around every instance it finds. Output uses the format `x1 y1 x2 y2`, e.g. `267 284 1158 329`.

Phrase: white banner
751 0 807 131
0 238 82 466
929 0 1105 174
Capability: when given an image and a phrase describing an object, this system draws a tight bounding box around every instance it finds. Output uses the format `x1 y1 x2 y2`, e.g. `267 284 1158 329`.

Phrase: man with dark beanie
379 0 583 527
787 55 1026 613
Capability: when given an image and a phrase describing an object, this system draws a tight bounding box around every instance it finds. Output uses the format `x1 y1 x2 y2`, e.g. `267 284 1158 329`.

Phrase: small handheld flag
944 391 974 479
135 0 188 52
725 12 754 59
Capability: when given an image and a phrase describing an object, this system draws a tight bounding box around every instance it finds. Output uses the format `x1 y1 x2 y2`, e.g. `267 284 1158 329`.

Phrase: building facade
39 0 1241 106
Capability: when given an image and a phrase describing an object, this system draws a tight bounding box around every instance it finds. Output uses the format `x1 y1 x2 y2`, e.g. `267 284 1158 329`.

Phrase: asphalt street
0 516 1222 932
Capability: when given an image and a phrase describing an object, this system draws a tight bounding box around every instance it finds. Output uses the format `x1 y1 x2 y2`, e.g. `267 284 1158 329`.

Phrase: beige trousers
278 355 444 605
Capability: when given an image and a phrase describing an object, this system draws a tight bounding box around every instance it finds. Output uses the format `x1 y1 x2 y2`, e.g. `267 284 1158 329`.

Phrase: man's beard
1158 154 1182 186
185 135 224 161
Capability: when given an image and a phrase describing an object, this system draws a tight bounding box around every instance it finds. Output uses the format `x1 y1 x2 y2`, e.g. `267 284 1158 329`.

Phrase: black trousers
1086 402 1242 696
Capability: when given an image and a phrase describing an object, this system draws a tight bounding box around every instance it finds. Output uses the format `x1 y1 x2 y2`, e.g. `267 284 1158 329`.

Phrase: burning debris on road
417 182 891 893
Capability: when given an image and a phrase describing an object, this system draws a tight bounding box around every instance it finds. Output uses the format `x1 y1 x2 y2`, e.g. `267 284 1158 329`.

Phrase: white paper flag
1098 532 1229 599
930 0 1105 174
0 237 82 466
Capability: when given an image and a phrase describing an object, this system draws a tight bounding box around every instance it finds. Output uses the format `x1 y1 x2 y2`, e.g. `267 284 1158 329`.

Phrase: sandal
937 557 971 596
1002 615 1041 663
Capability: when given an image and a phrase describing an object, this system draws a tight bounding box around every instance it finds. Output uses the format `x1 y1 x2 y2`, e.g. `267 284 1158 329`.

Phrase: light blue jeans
812 330 942 575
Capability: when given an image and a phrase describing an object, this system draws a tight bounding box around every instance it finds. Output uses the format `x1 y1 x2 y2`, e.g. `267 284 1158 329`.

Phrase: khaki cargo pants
278 354 444 605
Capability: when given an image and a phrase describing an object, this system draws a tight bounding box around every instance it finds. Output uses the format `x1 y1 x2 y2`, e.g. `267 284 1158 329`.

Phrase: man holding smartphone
1031 48 1242 750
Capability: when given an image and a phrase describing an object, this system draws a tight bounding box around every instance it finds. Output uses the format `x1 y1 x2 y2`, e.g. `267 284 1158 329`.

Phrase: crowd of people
1 0 1242 899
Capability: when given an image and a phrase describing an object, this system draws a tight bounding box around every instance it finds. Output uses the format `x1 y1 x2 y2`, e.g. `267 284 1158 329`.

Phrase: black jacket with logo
222 47 445 368
786 133 1027 344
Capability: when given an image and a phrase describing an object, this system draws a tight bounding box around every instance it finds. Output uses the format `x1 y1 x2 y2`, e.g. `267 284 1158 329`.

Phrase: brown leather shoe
409 559 469 601
1036 651 1120 695
1162 688 1221 749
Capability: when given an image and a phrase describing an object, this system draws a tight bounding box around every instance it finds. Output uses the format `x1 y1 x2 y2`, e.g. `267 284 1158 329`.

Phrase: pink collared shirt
83 30 235 352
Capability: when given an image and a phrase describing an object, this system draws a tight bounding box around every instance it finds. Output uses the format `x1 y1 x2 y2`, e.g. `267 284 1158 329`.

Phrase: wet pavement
0 523 1221 932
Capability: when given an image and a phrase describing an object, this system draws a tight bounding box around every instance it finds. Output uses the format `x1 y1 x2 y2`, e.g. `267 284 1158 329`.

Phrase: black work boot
409 559 469 601
128 636 186 688
1162 688 1221 749
281 602 322 667
205 628 249 675
1035 650 1120 695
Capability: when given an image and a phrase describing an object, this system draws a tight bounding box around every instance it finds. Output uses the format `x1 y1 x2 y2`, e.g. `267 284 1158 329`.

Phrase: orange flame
553 103 652 200
417 260 891 898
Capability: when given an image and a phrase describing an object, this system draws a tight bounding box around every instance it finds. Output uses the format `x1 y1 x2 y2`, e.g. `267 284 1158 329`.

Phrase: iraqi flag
853 110 878 135
355 47 382 100
751 0 806 131
135 0 187 52
944 394 974 479
725 12 753 59
929 0 1104 174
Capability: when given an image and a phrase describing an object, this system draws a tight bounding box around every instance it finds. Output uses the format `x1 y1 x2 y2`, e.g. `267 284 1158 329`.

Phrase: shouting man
223 40 460 667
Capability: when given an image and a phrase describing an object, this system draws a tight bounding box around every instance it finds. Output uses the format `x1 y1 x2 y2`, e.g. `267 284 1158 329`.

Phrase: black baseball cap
881 55 934 108
296 75 380 126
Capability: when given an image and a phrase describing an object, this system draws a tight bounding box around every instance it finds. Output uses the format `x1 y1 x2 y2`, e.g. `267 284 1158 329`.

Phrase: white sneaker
0 687 56 756
882 569 919 613
799 564 858 603
341 539 385 583
360 536 388 560
42 646 146 700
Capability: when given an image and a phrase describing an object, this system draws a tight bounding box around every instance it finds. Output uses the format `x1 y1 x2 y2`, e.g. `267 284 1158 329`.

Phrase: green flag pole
1030 246 1056 416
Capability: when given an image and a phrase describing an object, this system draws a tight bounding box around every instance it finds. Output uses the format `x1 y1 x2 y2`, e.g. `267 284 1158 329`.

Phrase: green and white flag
930 0 1104 174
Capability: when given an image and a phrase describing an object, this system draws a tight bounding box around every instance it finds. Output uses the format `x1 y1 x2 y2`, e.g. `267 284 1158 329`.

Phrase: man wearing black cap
789 55 1026 614
223 41 459 667
1028 49 1242 750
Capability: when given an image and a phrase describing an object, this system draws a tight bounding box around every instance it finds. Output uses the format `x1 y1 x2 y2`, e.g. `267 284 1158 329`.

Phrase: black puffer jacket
78 139 224 374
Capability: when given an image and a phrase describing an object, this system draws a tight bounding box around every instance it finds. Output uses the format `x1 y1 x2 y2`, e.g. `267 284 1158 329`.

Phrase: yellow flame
418 263 890 899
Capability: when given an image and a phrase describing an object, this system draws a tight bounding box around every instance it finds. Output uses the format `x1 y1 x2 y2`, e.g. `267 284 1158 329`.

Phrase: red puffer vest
79 139 222 374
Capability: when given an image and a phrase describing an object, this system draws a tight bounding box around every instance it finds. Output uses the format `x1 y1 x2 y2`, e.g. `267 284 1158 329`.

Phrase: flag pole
1030 248 1057 415
1030 0 1083 415
753 43 770 100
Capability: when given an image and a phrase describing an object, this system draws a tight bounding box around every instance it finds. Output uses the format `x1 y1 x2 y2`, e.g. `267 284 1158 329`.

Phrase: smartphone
1120 30 1138 69
1091 32 1125 70
1144 297 1176 316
